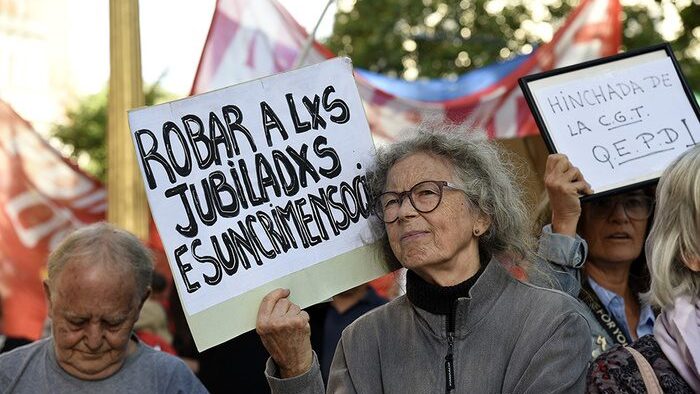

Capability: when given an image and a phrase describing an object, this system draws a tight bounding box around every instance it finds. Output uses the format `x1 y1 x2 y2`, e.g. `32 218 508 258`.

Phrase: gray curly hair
367 121 534 270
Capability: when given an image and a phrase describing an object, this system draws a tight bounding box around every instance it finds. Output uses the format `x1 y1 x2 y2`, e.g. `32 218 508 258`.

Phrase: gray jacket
266 259 591 393
535 225 617 358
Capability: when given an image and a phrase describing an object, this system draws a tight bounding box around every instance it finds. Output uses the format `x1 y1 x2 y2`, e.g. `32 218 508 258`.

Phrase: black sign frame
519 43 700 202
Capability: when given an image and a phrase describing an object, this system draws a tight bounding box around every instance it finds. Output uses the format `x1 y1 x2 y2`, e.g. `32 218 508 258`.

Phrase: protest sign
128 57 388 351
520 44 700 198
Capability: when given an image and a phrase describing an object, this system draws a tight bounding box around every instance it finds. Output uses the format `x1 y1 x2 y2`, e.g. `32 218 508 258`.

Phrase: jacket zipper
445 303 456 393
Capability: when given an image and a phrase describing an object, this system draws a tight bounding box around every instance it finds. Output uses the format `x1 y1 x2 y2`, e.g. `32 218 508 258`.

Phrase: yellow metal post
107 0 149 239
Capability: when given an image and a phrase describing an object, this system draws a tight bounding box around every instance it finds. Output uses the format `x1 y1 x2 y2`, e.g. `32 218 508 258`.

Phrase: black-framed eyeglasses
374 180 465 224
584 195 654 221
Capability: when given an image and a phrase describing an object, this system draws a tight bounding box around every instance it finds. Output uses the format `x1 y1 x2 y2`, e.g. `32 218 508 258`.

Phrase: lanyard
578 280 630 346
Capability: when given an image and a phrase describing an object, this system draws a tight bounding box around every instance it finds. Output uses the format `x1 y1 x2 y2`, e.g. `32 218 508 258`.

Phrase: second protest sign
520 44 700 198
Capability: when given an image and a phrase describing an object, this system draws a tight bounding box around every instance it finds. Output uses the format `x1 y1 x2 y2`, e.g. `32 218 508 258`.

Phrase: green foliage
326 0 699 89
327 0 571 78
674 3 700 90
52 83 173 182
620 4 698 87
52 89 108 180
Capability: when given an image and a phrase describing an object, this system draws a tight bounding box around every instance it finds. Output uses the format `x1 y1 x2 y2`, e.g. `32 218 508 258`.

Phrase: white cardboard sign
521 46 700 196
128 58 387 351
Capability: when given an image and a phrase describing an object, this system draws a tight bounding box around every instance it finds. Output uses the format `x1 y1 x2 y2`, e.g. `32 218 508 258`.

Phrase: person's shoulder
136 343 206 391
0 337 46 363
138 341 188 369
591 335 697 393
587 336 682 392
0 338 49 387
341 295 409 337
333 296 410 368
627 335 695 392
629 334 662 358
505 267 585 316
590 343 631 369
498 267 590 343
588 342 644 392
0 336 33 354
136 341 195 378
359 294 408 321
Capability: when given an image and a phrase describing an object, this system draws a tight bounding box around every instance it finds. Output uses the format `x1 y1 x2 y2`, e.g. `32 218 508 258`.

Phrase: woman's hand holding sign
257 289 313 378
544 154 593 236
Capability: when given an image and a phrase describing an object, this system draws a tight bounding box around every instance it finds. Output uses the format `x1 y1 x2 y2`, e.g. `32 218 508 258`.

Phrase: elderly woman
586 145 700 393
538 154 655 358
256 126 590 393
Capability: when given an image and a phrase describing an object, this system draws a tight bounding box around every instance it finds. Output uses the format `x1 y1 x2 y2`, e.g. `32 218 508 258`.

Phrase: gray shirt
266 259 591 393
0 337 208 394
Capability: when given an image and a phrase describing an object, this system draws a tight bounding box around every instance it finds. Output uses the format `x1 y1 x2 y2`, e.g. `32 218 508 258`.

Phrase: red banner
0 100 106 340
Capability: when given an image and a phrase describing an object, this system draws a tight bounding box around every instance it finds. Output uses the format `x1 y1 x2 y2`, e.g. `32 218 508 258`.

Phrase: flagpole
107 0 149 239
293 0 335 69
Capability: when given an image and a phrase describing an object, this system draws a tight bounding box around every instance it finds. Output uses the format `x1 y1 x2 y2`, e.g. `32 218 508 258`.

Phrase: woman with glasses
538 153 655 359
255 125 590 393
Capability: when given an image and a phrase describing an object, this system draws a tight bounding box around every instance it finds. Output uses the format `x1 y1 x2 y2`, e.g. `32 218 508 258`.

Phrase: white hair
47 222 154 301
643 146 700 308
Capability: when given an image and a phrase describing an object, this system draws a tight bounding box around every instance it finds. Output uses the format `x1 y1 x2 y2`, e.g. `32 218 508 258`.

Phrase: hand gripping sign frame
128 57 388 351
519 43 700 202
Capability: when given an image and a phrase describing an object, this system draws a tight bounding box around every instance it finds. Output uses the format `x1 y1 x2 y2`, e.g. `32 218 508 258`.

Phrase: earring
473 229 481 236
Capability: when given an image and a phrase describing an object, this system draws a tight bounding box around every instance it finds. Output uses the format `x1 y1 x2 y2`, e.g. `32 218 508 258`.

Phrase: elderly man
0 223 207 393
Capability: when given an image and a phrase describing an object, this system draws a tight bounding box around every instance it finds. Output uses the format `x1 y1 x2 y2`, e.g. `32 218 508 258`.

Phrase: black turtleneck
406 263 486 315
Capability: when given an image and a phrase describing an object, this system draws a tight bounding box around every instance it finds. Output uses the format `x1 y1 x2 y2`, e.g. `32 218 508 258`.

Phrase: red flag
191 0 332 95
192 0 621 142
356 0 622 142
0 100 106 340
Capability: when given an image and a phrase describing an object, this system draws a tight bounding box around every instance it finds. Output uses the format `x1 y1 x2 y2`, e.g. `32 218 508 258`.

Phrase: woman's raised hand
256 288 313 378
544 154 593 236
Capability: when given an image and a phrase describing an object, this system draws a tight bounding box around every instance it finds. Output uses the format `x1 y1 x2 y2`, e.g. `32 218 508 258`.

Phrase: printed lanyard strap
578 280 629 346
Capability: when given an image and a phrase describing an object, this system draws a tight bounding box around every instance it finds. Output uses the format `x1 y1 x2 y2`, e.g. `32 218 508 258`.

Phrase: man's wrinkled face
46 261 144 381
